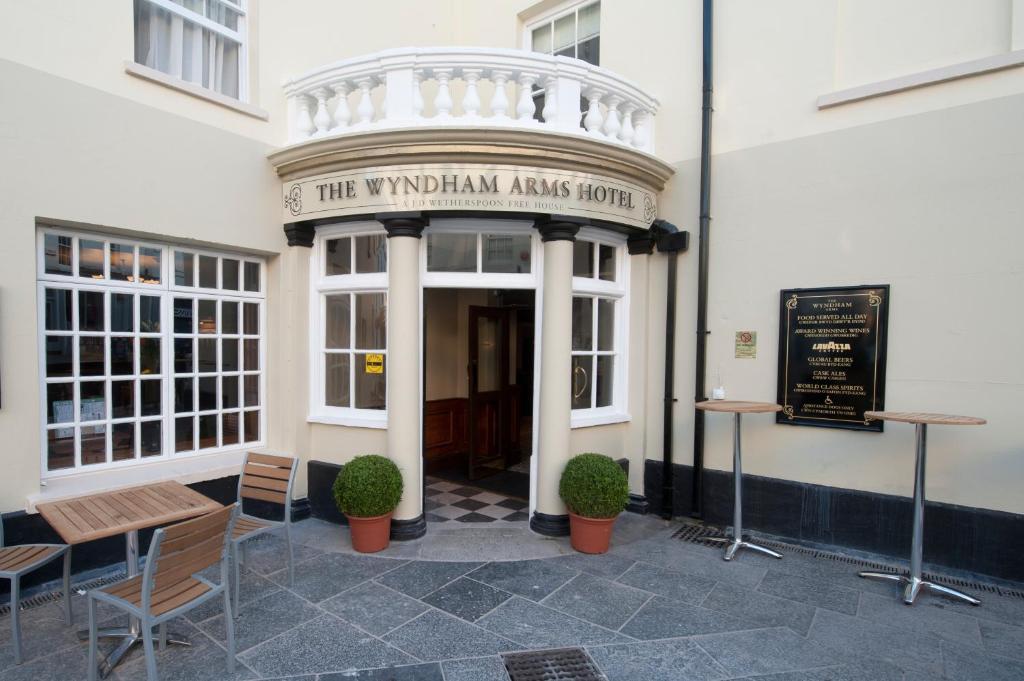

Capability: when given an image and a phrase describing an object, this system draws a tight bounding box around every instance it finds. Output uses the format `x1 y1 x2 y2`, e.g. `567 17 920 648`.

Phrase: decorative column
531 217 582 537
379 212 428 540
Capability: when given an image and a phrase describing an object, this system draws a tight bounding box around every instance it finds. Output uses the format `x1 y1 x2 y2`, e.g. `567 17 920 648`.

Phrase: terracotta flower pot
346 512 393 553
568 511 618 554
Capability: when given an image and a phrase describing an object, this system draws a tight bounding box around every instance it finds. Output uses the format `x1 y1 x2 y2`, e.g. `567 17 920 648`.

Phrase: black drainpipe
691 0 714 519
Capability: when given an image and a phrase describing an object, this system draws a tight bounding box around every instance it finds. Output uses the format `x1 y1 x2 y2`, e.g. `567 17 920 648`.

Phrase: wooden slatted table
37 481 221 677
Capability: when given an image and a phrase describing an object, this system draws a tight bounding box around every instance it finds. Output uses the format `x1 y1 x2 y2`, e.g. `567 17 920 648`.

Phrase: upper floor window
527 0 600 66
133 0 248 101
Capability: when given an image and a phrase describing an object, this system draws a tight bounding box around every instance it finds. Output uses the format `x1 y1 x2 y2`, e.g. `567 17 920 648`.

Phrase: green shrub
333 455 404 518
559 453 629 519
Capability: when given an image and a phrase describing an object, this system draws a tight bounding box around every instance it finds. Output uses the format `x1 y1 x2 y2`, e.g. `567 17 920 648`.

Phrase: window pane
598 244 616 281
140 296 160 333
80 337 105 376
46 383 74 424
141 379 161 416
355 293 386 349
222 259 239 290
577 35 599 66
175 377 193 413
111 293 134 332
244 262 260 292
325 237 351 275
325 354 350 407
110 243 134 282
355 234 387 273
597 298 615 351
46 337 73 377
199 376 217 411
243 303 259 335
174 298 193 333
199 255 217 288
326 295 351 349
572 297 593 351
244 375 259 407
573 241 594 277
141 420 161 457
427 233 476 272
174 338 194 373
198 414 218 448
80 381 106 421
244 339 258 371
45 289 72 330
198 299 217 334
222 412 240 445
482 234 531 273
79 240 104 279
199 338 217 372
111 380 134 419
531 23 552 52
139 247 161 284
80 425 106 465
47 429 75 470
571 355 592 409
222 339 239 371
111 337 134 375
354 354 386 409
222 301 238 334
44 235 73 276
175 416 194 452
222 375 238 409
596 355 614 407
243 410 259 442
175 251 194 286
579 1 601 39
79 291 104 331
553 12 576 54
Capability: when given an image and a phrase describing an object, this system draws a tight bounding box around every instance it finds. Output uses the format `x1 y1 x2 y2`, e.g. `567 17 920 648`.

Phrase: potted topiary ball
559 453 629 554
333 455 404 553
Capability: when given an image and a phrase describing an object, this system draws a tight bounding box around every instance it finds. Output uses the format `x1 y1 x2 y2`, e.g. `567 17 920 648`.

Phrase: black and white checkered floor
424 477 529 523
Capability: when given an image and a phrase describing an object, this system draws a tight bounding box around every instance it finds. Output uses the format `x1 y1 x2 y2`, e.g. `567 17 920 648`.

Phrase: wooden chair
0 519 71 665
86 504 238 681
231 452 297 615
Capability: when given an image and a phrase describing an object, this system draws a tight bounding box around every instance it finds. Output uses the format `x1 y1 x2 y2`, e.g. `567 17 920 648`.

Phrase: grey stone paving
0 513 1022 681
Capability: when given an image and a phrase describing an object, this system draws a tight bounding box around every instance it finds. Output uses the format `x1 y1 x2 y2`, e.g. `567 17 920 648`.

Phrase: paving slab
941 637 1024 681
320 581 429 636
856 590 983 645
383 609 519 661
807 607 945 677
978 617 1024 661
468 560 578 601
618 596 749 640
376 561 482 598
422 577 512 622
440 655 512 681
616 561 717 605
188 568 280 622
587 637 730 681
700 581 819 635
756 569 861 615
198 589 322 653
269 552 406 603
476 596 628 649
318 662 444 680
543 552 636 580
541 573 651 629
695 626 835 678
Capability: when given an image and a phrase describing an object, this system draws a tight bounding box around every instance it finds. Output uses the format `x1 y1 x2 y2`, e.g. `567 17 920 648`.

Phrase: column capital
534 215 586 242
626 233 656 255
283 222 315 248
378 212 429 238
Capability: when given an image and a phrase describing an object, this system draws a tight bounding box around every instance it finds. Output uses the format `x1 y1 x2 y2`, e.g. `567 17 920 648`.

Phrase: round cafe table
860 411 986 606
695 400 784 562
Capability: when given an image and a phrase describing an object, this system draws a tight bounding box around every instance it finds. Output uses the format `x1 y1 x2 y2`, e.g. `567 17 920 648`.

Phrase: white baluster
583 88 605 134
433 69 454 119
462 68 482 118
312 87 331 136
412 71 425 119
490 70 511 119
355 78 375 125
541 76 557 124
295 94 315 140
516 72 538 121
602 95 622 139
619 102 636 145
331 82 351 131
632 109 650 149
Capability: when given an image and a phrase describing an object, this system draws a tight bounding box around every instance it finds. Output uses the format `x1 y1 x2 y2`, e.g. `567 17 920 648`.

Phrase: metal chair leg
141 618 158 681
285 524 294 587
231 542 241 617
158 622 167 651
87 596 98 681
11 576 21 665
224 586 236 673
62 548 72 626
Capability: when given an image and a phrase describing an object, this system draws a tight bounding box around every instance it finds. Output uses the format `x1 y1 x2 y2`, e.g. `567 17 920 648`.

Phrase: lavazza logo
812 341 852 352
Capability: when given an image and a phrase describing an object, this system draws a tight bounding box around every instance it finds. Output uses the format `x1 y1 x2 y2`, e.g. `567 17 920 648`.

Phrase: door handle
573 365 588 400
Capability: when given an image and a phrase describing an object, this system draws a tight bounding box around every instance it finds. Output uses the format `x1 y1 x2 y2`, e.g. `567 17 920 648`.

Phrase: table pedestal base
703 536 783 562
77 628 192 678
858 571 980 606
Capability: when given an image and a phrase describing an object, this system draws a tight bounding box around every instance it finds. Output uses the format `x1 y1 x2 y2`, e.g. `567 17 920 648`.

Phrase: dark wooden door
468 306 513 480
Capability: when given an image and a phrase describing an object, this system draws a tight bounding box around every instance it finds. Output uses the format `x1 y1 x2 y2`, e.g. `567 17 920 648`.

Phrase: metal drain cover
502 647 605 681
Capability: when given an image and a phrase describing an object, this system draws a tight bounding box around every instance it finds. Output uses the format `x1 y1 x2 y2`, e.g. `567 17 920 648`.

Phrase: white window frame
309 223 389 428
134 0 250 102
570 228 629 428
420 219 539 289
522 0 601 59
36 227 266 481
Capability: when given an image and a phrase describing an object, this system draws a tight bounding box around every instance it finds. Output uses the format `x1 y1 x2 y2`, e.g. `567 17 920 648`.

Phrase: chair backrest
143 504 237 598
237 452 298 520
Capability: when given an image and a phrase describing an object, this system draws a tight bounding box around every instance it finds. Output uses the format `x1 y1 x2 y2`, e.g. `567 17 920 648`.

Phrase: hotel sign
777 285 889 431
282 163 658 229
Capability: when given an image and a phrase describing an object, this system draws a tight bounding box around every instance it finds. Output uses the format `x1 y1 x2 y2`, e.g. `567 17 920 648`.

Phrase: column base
626 494 649 515
390 514 426 541
530 511 570 537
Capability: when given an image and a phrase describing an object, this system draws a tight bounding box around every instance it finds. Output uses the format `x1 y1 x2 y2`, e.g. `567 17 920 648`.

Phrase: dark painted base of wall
530 512 570 537
307 460 347 525
645 459 1024 583
391 515 427 540
626 493 649 515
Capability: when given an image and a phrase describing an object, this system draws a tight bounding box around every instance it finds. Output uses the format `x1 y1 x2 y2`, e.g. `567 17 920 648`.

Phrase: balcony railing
282 47 660 154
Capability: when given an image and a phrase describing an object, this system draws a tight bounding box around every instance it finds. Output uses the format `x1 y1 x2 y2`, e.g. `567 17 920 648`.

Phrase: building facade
2 0 1022 579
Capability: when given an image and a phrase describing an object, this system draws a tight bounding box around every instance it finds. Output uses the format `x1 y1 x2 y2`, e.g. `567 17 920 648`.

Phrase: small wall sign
735 331 757 359
365 353 384 374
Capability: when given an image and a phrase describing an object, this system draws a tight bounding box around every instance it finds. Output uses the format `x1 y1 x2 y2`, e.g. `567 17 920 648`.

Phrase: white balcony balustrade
283 47 659 155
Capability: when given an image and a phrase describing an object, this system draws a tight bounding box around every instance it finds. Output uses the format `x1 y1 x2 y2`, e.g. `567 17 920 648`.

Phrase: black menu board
777 285 889 431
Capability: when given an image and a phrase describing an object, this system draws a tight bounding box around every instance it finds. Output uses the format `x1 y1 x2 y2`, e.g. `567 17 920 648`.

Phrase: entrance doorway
423 288 534 501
